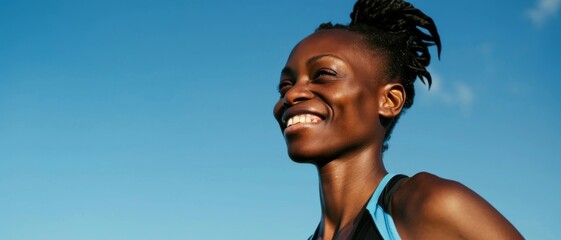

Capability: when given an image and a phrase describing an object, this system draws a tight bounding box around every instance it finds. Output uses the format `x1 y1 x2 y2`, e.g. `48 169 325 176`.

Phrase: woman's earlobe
378 83 406 118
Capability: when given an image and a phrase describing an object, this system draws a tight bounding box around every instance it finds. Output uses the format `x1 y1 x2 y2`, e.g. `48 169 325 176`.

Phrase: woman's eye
278 81 293 96
314 69 337 79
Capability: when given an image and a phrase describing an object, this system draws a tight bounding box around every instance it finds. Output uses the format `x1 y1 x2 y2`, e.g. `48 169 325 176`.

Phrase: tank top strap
366 173 408 240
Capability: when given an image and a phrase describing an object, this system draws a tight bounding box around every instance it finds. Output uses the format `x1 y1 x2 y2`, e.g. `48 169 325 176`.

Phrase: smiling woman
272 0 524 239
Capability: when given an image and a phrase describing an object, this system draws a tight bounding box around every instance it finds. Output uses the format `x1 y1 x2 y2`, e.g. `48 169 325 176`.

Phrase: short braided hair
317 0 441 151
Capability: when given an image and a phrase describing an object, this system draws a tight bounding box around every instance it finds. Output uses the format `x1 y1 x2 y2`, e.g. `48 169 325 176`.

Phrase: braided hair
317 0 441 151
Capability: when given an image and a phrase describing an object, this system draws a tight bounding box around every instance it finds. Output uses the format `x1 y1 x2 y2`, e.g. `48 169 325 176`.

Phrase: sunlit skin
273 29 523 240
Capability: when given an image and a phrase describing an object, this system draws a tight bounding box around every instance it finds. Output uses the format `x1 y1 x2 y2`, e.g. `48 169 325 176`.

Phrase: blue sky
0 0 560 239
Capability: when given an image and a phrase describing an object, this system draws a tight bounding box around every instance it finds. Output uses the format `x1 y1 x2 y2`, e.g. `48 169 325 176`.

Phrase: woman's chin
287 147 330 164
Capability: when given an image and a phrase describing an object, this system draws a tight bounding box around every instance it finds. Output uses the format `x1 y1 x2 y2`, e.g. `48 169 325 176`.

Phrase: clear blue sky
1 0 560 239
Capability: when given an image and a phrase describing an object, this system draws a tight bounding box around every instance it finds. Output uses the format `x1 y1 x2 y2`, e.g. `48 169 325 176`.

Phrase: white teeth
286 114 322 128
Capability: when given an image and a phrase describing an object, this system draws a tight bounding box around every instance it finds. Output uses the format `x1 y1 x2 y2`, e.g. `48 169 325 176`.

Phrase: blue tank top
309 174 408 240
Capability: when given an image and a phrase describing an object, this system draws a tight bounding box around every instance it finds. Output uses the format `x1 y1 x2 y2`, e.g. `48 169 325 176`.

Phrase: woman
273 0 523 239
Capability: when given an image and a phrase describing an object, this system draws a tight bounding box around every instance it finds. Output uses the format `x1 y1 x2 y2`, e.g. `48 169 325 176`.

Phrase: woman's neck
315 147 387 240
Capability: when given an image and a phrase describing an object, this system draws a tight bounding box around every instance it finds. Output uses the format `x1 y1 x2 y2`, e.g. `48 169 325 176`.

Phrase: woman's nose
283 81 314 107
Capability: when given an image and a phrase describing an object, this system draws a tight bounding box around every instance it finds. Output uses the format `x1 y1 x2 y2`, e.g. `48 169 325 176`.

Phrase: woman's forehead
286 29 387 70
291 29 365 56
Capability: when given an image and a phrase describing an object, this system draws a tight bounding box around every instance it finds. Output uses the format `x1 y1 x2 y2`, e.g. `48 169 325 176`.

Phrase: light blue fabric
366 173 401 240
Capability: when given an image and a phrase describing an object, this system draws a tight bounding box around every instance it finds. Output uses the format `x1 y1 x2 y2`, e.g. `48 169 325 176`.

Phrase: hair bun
350 0 441 60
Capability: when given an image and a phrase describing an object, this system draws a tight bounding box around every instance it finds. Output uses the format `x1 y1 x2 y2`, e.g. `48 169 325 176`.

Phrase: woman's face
273 29 391 163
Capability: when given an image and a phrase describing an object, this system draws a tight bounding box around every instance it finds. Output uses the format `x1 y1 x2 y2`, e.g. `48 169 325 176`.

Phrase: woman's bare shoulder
392 172 523 239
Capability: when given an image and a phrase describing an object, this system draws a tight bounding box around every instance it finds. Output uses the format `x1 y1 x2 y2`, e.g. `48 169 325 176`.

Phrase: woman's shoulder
391 172 523 239
398 172 465 205
392 172 467 227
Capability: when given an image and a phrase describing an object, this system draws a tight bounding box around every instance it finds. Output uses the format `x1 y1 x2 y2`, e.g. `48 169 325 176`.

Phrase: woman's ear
378 83 406 118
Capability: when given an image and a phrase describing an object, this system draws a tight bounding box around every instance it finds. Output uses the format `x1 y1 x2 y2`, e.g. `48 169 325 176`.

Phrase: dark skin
273 29 523 240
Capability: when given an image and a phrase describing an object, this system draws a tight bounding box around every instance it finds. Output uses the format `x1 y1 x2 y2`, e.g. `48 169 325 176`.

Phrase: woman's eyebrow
280 67 293 76
307 54 343 65
280 54 343 76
